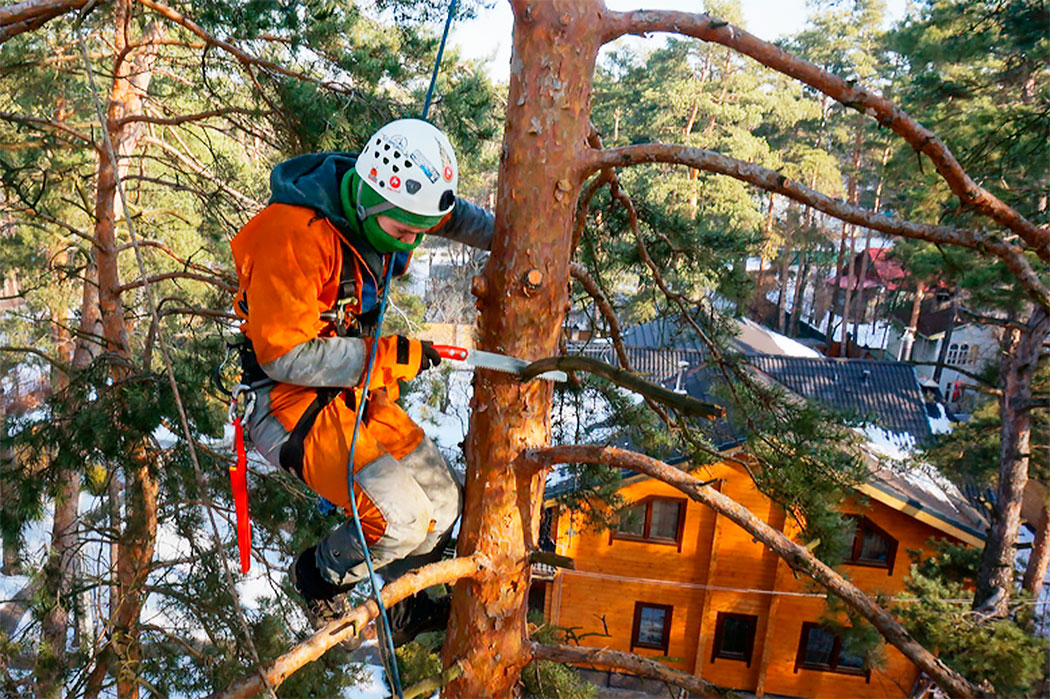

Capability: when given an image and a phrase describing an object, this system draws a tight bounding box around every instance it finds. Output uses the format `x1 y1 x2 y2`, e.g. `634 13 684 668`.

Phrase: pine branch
519 355 724 419
220 555 487 699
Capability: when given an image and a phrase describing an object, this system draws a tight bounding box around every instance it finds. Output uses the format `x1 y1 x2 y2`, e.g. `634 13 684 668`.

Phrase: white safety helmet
354 118 459 218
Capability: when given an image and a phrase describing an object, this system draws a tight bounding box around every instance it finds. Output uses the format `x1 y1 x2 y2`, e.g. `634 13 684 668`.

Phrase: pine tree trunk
825 221 848 353
898 281 924 361
1022 503 1050 601
441 1 600 694
975 307 1050 615
788 255 809 338
34 251 80 699
80 7 164 696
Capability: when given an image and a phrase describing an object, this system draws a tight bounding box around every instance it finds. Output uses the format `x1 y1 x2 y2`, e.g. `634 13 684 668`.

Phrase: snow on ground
927 402 953 435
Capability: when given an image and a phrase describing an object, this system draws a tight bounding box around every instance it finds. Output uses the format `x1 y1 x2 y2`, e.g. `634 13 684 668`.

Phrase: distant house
883 295 999 413
539 320 984 698
822 247 905 324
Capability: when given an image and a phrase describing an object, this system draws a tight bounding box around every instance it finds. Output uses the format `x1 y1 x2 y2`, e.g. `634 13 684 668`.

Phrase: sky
448 0 908 82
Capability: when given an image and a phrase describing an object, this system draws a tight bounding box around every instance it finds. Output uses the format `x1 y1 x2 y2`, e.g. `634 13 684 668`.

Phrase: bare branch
0 345 71 376
221 555 487 699
584 144 1050 309
0 111 98 149
114 270 237 295
114 107 259 127
524 444 980 698
601 10 1050 263
530 642 725 698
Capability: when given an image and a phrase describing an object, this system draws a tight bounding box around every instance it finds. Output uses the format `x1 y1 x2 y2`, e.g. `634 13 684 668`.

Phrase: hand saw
433 344 568 383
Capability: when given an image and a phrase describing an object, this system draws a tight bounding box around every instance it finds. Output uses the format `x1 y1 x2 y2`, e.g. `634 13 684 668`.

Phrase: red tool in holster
229 391 253 574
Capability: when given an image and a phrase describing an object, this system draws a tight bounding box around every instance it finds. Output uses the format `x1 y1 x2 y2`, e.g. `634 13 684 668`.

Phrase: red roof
825 247 906 291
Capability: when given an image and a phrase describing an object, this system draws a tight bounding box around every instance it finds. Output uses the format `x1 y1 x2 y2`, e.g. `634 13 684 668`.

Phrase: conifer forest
0 0 1047 697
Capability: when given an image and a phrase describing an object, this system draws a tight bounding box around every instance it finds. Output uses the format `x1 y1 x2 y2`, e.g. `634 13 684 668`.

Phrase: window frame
630 601 674 654
794 622 872 680
844 516 898 575
710 612 758 666
610 496 687 551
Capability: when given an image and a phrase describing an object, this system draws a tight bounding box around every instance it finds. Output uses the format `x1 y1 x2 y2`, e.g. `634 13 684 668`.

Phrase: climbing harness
228 386 256 574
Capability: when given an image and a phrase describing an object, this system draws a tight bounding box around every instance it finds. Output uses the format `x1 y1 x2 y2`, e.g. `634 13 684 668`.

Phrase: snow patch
767 328 822 358
927 403 953 435
859 424 916 461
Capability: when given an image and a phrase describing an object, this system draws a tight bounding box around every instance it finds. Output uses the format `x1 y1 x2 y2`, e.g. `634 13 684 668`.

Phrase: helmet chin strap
355 176 395 221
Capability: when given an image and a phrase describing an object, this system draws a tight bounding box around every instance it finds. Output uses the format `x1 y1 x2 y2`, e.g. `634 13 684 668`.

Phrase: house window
612 497 686 549
845 516 898 575
795 622 870 678
631 602 673 653
945 343 970 366
711 612 758 666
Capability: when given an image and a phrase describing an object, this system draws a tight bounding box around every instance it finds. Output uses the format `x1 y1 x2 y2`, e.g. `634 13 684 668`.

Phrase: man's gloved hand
363 335 442 391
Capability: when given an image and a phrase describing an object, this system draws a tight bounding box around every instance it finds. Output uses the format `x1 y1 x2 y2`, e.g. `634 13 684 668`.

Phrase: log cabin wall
546 461 971 698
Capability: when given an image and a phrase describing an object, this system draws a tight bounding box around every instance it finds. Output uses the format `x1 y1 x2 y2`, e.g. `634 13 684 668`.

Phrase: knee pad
398 438 462 537
356 455 433 557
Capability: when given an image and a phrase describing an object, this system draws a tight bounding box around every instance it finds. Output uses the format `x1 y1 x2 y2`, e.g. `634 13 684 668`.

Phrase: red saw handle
432 344 469 361
230 416 252 574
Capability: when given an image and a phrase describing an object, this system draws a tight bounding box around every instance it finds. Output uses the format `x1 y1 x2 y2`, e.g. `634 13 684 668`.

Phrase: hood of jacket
268 152 362 239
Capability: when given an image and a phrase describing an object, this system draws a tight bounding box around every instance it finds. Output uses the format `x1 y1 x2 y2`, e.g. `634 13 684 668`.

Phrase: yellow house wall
549 460 971 698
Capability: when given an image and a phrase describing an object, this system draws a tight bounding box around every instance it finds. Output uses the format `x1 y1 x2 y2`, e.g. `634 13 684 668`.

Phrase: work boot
289 546 354 628
387 591 452 647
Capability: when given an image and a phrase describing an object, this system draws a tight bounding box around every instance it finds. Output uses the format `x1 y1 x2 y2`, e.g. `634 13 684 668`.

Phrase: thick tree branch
601 10 1050 263
221 555 486 699
522 444 981 698
530 642 726 697
584 144 1050 309
521 355 724 419
0 0 88 44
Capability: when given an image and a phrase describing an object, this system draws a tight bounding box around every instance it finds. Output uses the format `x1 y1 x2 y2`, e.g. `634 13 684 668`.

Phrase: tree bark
976 307 1050 614
442 2 600 696
524 444 981 698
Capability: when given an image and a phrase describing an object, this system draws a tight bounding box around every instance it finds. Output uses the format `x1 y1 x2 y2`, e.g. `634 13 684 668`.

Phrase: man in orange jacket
230 119 492 638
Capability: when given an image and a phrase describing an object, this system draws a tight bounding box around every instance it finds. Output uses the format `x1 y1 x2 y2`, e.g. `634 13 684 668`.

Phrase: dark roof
748 355 933 447
620 318 708 353
890 298 957 338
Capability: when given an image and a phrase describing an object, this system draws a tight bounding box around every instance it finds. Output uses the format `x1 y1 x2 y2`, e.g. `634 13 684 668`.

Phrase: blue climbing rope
423 0 458 120
342 3 460 694
345 259 403 698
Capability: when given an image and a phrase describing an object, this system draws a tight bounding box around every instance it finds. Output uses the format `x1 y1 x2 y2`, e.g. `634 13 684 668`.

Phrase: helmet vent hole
384 144 390 151
380 181 385 188
374 151 380 157
439 190 455 211
383 158 389 164
394 152 401 158
392 165 399 173
404 160 412 168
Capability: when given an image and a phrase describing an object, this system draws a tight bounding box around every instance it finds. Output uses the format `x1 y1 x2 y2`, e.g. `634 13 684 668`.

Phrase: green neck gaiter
341 171 441 253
